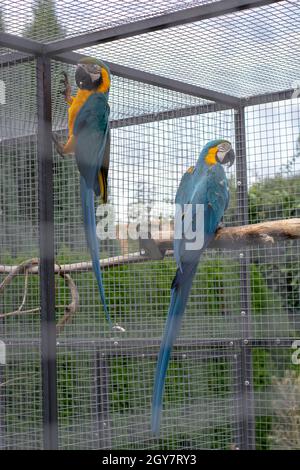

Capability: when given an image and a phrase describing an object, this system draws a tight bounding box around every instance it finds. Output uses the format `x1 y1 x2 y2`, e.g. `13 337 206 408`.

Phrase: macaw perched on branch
54 57 123 331
151 139 235 435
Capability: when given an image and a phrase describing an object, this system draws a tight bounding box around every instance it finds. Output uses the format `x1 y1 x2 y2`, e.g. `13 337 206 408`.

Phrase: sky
1 0 300 223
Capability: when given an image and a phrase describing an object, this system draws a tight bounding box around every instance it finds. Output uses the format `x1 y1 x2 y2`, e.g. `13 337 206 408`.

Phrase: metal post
36 56 58 449
234 106 256 450
94 352 112 449
0 294 5 449
0 361 5 449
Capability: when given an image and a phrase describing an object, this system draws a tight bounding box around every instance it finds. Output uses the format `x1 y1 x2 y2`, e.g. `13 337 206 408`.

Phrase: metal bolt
141 353 145 358
244 339 249 345
56 341 60 346
229 341 234 347
237 180 242 186
275 338 281 345
241 310 246 317
113 341 118 346
182 354 187 359
239 252 244 259
244 380 250 386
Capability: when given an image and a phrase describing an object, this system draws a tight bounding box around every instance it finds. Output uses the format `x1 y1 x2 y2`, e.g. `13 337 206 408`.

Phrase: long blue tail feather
151 262 198 435
80 175 112 328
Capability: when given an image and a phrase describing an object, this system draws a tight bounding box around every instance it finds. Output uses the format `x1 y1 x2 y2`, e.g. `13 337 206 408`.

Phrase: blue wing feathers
74 93 110 194
151 262 198 435
75 92 112 327
152 159 230 434
80 176 112 327
73 93 109 135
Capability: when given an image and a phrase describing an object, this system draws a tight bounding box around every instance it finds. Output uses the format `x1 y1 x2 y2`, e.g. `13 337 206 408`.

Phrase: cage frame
0 0 298 451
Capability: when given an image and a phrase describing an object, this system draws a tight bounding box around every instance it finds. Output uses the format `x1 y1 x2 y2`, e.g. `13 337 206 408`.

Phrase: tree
18 0 73 254
296 135 300 160
0 8 6 54
0 8 5 32
23 0 65 41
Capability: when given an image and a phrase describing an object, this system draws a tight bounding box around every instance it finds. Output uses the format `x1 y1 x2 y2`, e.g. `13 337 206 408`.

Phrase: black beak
222 148 235 167
75 65 94 90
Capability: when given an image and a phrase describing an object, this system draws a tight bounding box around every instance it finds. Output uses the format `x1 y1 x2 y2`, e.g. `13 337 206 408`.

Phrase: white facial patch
217 142 232 162
217 150 227 162
78 63 102 82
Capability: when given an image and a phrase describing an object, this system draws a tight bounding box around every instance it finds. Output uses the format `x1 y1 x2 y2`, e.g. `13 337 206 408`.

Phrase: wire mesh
0 52 42 449
50 63 237 449
1 0 220 41
78 0 300 98
0 0 300 452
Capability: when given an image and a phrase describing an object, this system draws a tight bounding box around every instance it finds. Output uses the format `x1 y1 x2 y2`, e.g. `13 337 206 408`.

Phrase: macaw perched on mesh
151 139 235 435
54 57 122 331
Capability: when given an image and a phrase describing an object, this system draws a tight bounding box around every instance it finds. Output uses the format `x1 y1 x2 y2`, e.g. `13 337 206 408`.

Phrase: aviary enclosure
0 0 300 450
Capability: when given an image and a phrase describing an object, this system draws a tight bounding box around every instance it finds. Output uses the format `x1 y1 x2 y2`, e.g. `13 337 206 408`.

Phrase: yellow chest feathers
68 67 110 135
205 146 218 166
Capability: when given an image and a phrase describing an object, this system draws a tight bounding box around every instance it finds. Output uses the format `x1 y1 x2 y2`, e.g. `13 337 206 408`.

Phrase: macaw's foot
217 219 225 230
60 71 71 103
52 133 66 159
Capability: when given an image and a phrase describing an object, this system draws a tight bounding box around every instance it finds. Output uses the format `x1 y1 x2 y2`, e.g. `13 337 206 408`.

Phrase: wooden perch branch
141 217 300 259
55 268 79 334
0 252 147 275
0 219 299 274
213 218 300 247
0 258 79 333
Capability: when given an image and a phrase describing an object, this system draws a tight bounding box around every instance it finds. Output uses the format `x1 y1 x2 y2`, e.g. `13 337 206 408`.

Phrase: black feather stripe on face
75 64 103 90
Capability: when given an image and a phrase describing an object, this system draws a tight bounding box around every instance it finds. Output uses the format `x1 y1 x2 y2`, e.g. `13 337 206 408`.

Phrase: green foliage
0 8 5 32
253 349 274 391
283 135 300 175
57 352 93 425
2 250 294 449
249 175 300 224
23 0 65 41
252 349 300 449
109 355 233 449
255 416 273 450
1 120 300 447
269 370 300 449
225 174 300 226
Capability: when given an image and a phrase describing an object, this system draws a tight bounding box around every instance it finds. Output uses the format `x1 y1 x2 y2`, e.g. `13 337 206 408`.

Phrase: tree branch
140 217 300 259
213 218 300 247
0 219 299 274
55 267 79 334
0 258 79 333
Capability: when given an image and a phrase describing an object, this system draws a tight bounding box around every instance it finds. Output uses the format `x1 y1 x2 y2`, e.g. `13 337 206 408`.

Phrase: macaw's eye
218 142 231 153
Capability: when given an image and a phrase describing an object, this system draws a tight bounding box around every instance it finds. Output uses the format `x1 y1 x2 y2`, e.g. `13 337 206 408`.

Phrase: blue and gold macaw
53 57 117 330
151 139 235 435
